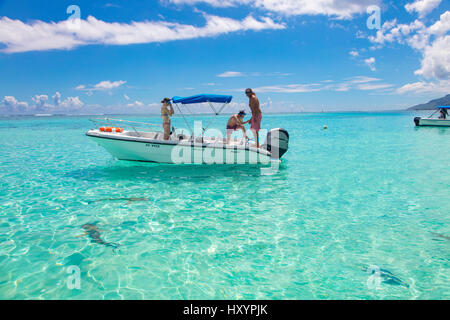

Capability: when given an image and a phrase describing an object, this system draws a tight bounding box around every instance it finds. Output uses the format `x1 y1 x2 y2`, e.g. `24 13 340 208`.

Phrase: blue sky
0 0 449 114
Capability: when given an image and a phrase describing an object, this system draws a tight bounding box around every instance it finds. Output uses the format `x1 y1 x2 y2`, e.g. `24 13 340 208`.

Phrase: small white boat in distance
414 106 450 127
86 94 289 165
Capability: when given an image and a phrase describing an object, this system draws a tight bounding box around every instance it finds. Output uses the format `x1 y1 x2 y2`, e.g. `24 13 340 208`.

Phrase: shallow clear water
0 112 449 300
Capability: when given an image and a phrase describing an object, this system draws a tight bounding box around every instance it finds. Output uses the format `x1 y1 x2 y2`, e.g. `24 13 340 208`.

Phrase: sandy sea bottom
0 112 449 299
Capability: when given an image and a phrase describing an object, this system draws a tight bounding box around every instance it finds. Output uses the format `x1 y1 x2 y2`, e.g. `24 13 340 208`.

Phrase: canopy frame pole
174 103 195 141
202 102 228 137
207 101 219 115
428 109 438 118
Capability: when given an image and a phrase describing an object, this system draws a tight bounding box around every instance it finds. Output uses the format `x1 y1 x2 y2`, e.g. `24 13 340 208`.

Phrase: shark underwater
87 197 150 205
79 223 120 251
364 265 409 288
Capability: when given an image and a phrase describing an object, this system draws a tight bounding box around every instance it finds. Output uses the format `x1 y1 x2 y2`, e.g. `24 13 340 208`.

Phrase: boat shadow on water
414 126 450 135
64 161 290 184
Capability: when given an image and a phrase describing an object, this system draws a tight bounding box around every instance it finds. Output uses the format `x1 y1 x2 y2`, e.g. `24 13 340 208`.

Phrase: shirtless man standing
245 88 262 148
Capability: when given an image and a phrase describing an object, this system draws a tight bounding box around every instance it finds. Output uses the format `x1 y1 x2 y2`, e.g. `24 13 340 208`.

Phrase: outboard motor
414 117 421 126
261 128 289 159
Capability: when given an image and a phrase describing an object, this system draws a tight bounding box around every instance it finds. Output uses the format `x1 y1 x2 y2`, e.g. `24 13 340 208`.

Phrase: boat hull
86 131 273 165
414 117 450 127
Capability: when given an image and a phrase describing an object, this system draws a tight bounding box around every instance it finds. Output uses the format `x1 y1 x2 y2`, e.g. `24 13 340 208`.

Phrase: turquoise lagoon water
0 112 449 300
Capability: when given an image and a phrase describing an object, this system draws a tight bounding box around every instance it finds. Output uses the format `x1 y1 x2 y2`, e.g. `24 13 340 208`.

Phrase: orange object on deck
99 127 123 133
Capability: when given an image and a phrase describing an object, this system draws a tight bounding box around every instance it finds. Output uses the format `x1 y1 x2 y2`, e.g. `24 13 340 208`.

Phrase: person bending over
226 110 249 144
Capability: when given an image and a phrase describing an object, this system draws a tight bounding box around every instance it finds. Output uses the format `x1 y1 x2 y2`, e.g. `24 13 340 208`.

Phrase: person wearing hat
245 88 262 148
226 110 249 144
161 97 174 140
438 108 448 119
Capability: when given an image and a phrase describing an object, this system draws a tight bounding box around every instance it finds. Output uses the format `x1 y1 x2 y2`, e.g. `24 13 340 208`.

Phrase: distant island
408 94 450 110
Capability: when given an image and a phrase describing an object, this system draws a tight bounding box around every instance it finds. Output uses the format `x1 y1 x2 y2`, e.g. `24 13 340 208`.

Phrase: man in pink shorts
245 88 262 148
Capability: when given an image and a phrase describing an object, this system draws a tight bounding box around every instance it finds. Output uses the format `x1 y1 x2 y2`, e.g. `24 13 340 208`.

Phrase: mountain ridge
408 94 450 110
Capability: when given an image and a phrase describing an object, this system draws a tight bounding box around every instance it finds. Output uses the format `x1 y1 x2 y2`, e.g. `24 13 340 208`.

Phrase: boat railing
90 118 163 137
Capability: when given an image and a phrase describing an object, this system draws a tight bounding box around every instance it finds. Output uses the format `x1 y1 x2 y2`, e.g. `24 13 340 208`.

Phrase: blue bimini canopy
172 94 233 105
437 106 450 109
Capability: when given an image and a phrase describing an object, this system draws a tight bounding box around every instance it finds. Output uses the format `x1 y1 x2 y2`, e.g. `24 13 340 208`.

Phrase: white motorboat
414 106 450 127
86 94 289 165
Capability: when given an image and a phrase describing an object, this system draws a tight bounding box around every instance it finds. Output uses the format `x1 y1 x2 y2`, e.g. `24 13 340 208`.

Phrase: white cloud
53 92 62 106
0 14 284 53
104 3 122 8
397 80 450 94
76 80 127 95
217 71 245 77
368 11 450 82
168 0 243 7
217 71 293 78
169 0 380 19
347 76 381 84
32 94 50 111
127 101 145 107
247 77 391 93
357 83 393 90
59 96 84 110
1 96 29 113
405 0 442 18
364 57 376 71
349 50 359 57
253 84 322 93
368 19 427 49
415 35 450 79
0 93 84 114
124 94 130 100
368 12 449 50
94 80 126 90
427 11 450 36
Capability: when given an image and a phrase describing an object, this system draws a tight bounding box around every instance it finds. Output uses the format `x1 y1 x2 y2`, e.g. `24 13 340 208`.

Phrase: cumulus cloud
364 57 376 71
0 14 284 53
59 96 84 110
415 35 450 79
32 94 50 111
427 11 450 36
0 93 84 114
405 0 442 18
76 80 127 95
349 50 359 57
0 96 29 113
368 19 428 49
169 0 380 19
368 10 450 89
94 80 126 90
